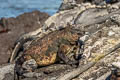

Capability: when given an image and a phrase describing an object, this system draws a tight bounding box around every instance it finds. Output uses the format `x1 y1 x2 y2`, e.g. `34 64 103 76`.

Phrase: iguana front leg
75 39 84 60
58 51 78 66
57 44 78 66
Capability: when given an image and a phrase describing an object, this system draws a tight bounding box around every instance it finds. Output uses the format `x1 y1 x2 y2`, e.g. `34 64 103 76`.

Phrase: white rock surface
0 64 15 80
112 62 120 68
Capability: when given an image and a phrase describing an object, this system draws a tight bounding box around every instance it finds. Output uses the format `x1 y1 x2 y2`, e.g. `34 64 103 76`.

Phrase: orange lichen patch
107 39 117 44
36 52 57 66
89 53 105 62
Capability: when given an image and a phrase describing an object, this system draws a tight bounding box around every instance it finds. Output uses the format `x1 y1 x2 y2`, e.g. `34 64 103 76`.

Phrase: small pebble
108 31 115 36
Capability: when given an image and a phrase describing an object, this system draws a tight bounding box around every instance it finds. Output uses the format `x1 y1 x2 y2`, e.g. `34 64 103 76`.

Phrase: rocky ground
1 0 120 80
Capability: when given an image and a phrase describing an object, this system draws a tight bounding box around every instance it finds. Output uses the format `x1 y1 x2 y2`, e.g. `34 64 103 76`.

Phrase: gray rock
0 64 15 80
3 73 14 80
58 0 77 11
22 77 37 80
22 59 38 71
23 72 43 78
110 14 120 25
74 8 108 26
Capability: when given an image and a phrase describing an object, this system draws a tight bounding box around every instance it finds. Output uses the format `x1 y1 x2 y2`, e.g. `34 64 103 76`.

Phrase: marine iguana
14 25 84 79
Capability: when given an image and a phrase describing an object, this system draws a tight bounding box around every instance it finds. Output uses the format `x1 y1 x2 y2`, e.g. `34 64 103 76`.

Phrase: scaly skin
15 26 84 77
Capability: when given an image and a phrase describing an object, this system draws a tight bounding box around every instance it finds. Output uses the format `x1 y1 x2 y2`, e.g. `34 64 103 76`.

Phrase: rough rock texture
0 64 14 80
77 18 120 80
1 1 120 80
58 0 105 11
0 10 50 64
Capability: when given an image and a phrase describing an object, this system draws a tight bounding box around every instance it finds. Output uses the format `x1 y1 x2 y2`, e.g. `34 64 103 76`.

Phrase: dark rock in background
0 10 50 64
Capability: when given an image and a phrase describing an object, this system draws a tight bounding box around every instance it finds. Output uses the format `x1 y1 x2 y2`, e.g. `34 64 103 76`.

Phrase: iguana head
63 25 83 44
